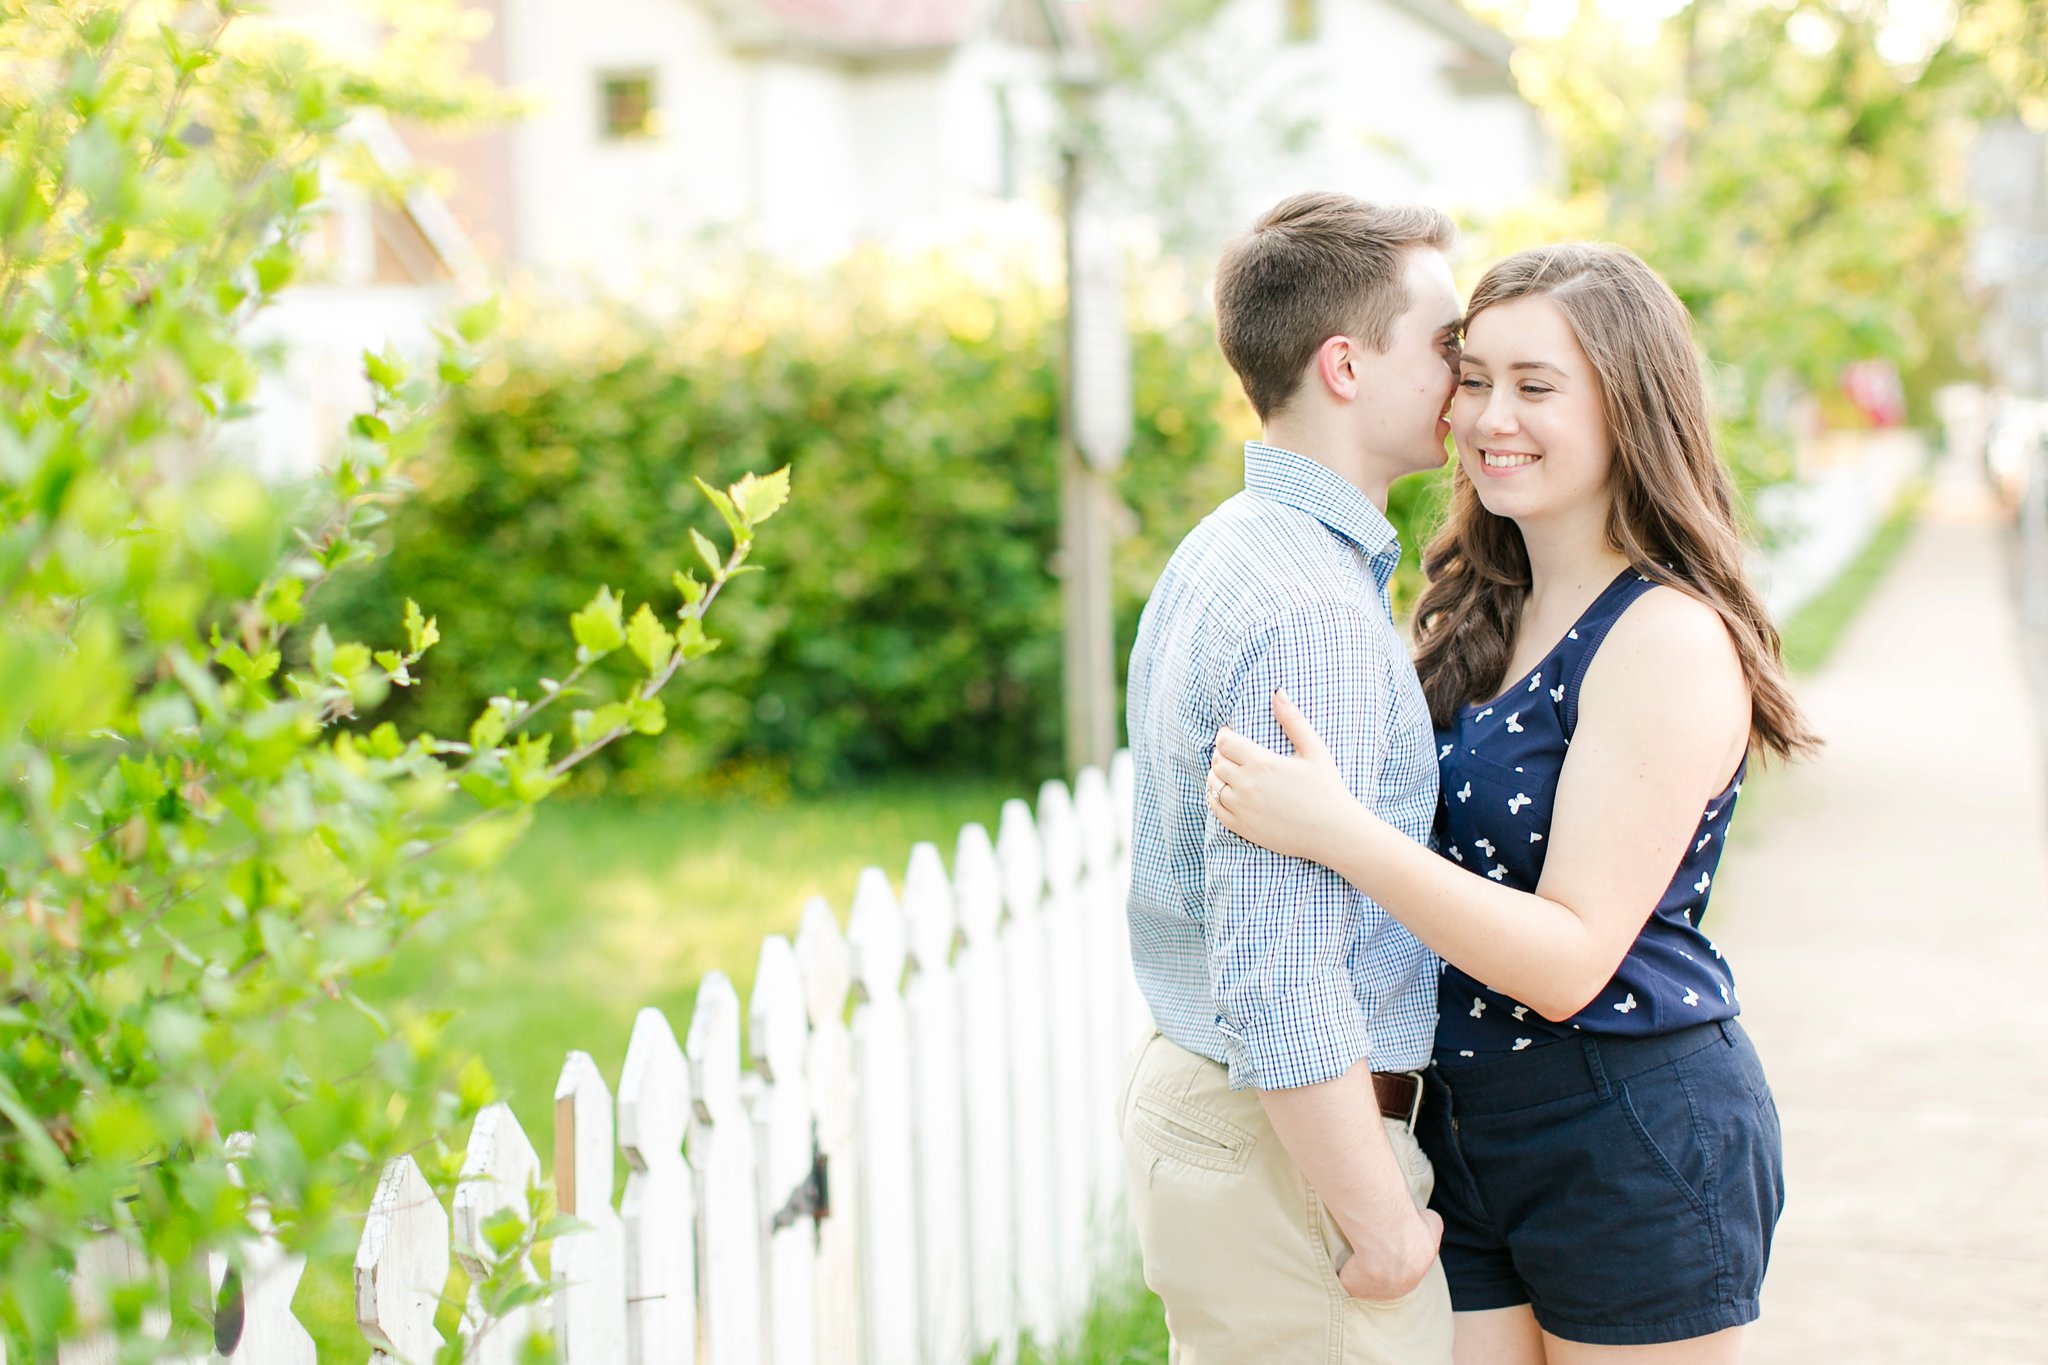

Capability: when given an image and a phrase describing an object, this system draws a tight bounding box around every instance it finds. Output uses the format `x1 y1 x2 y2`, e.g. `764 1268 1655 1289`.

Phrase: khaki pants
1120 1030 1454 1365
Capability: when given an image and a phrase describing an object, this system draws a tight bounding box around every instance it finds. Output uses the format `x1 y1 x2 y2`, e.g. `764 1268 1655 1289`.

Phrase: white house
415 0 1553 287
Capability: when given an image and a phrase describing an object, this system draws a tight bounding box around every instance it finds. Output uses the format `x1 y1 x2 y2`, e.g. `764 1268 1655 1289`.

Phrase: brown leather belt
1372 1071 1424 1126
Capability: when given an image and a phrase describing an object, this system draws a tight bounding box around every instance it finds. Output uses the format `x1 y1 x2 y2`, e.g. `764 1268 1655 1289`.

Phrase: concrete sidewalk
1715 458 2048 1363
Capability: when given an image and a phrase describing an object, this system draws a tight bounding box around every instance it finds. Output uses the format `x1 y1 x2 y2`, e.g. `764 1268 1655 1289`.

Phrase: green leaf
688 527 724 579
363 347 407 393
672 570 707 608
625 603 674 674
694 476 745 541
569 587 626 660
404 599 440 656
469 704 507 753
731 466 791 525
675 616 721 662
455 294 502 346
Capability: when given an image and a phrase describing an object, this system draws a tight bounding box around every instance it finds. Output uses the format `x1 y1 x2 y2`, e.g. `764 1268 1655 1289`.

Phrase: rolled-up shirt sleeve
1206 598 1389 1091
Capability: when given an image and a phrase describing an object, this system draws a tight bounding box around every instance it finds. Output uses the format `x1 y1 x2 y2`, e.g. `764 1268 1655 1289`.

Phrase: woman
1205 243 1819 1363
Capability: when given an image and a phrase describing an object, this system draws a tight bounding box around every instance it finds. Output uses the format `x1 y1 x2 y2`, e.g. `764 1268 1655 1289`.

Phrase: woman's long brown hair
1412 244 1821 762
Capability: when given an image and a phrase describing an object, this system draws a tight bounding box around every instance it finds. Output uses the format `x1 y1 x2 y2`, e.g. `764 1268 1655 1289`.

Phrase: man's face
1353 247 1464 477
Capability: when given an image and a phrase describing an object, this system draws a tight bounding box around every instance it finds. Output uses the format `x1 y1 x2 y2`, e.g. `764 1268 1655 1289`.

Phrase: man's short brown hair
1214 193 1456 421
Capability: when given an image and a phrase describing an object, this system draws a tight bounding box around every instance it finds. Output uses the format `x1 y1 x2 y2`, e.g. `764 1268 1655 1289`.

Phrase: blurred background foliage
322 0 2048 798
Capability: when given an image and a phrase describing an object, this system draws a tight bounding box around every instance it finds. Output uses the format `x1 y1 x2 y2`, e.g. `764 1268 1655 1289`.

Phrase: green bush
322 264 1450 794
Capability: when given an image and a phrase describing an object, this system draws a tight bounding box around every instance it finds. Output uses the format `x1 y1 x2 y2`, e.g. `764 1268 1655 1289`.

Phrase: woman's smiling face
1450 294 1614 526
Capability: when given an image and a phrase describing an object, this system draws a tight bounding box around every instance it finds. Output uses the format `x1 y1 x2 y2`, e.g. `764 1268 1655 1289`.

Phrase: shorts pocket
1616 1073 1712 1216
1128 1085 1256 1174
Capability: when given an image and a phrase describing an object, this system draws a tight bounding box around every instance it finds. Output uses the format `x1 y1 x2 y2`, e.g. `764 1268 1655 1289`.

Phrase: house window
1285 0 1318 42
600 72 658 140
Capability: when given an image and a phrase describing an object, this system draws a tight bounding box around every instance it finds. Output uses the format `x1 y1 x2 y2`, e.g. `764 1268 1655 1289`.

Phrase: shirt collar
1243 441 1402 590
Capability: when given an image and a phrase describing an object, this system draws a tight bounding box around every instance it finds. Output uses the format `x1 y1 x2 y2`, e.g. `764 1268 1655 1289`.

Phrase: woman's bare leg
1543 1326 1743 1364
1454 1307 1545 1365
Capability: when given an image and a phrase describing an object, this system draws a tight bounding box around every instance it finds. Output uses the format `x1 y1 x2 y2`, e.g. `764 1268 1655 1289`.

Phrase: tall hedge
322 254 1443 793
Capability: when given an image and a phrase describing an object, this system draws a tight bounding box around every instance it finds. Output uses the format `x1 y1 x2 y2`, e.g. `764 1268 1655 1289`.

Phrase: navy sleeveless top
1432 569 1746 1058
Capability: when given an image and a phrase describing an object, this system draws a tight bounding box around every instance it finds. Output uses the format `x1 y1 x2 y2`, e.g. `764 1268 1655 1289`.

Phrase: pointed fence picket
749 935 817 1365
687 974 763 1365
58 755 1158 1365
952 821 1016 1357
213 1134 316 1365
1073 766 1132 1247
356 1155 448 1365
553 1052 629 1360
454 1103 546 1364
847 868 922 1364
996 795 1061 1347
1035 778 1095 1326
793 896 862 1365
618 1008 695 1365
904 841 973 1364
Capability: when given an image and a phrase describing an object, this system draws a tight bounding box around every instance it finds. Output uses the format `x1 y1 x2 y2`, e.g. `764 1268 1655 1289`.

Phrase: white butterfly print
1470 996 1487 1018
1718 982 1730 1003
1474 837 1496 858
1456 781 1472 803
1567 629 1579 640
1694 871 1711 894
1682 988 1700 1007
1527 672 1542 692
1513 1037 1533 1051
1449 845 1464 863
1505 712 1524 734
1487 864 1508 881
1696 833 1712 852
1550 683 1565 703
1706 806 1721 821
1459 1050 1475 1058
1440 743 1454 760
1530 832 1544 844
1474 707 1494 723
1709 940 1723 959
1613 992 1639 1014
1511 1005 1529 1022
1508 793 1532 815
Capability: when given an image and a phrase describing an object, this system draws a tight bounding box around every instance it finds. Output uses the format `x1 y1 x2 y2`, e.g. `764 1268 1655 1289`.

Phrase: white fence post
686 973 762 1365
355 1155 449 1365
793 897 861 1365
553 1051 629 1360
997 798 1059 1347
211 1133 315 1364
454 1102 546 1365
1036 778 1093 1332
848 867 921 1364
619 1008 697 1365
904 841 972 1364
953 820 1016 1358
60 1232 169 1365
1072 764 1130 1249
749 936 818 1365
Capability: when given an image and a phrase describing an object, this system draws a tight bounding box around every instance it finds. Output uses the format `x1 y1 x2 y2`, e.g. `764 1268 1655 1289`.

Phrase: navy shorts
1417 1018 1785 1346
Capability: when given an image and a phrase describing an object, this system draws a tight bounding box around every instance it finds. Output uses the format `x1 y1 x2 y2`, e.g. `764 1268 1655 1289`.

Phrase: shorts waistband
1428 1019 1741 1114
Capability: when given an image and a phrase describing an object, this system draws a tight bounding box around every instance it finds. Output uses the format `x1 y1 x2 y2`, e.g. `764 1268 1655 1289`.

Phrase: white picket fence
52 756 1145 1365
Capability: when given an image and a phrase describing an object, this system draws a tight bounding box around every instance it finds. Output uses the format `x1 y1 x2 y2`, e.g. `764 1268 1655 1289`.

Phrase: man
1121 192 1463 1363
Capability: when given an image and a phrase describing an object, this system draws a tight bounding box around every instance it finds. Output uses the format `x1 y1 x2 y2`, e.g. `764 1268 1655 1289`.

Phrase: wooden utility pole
1057 62 1129 778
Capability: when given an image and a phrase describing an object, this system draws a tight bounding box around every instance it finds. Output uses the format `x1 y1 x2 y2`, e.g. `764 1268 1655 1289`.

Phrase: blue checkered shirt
1125 443 1441 1089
